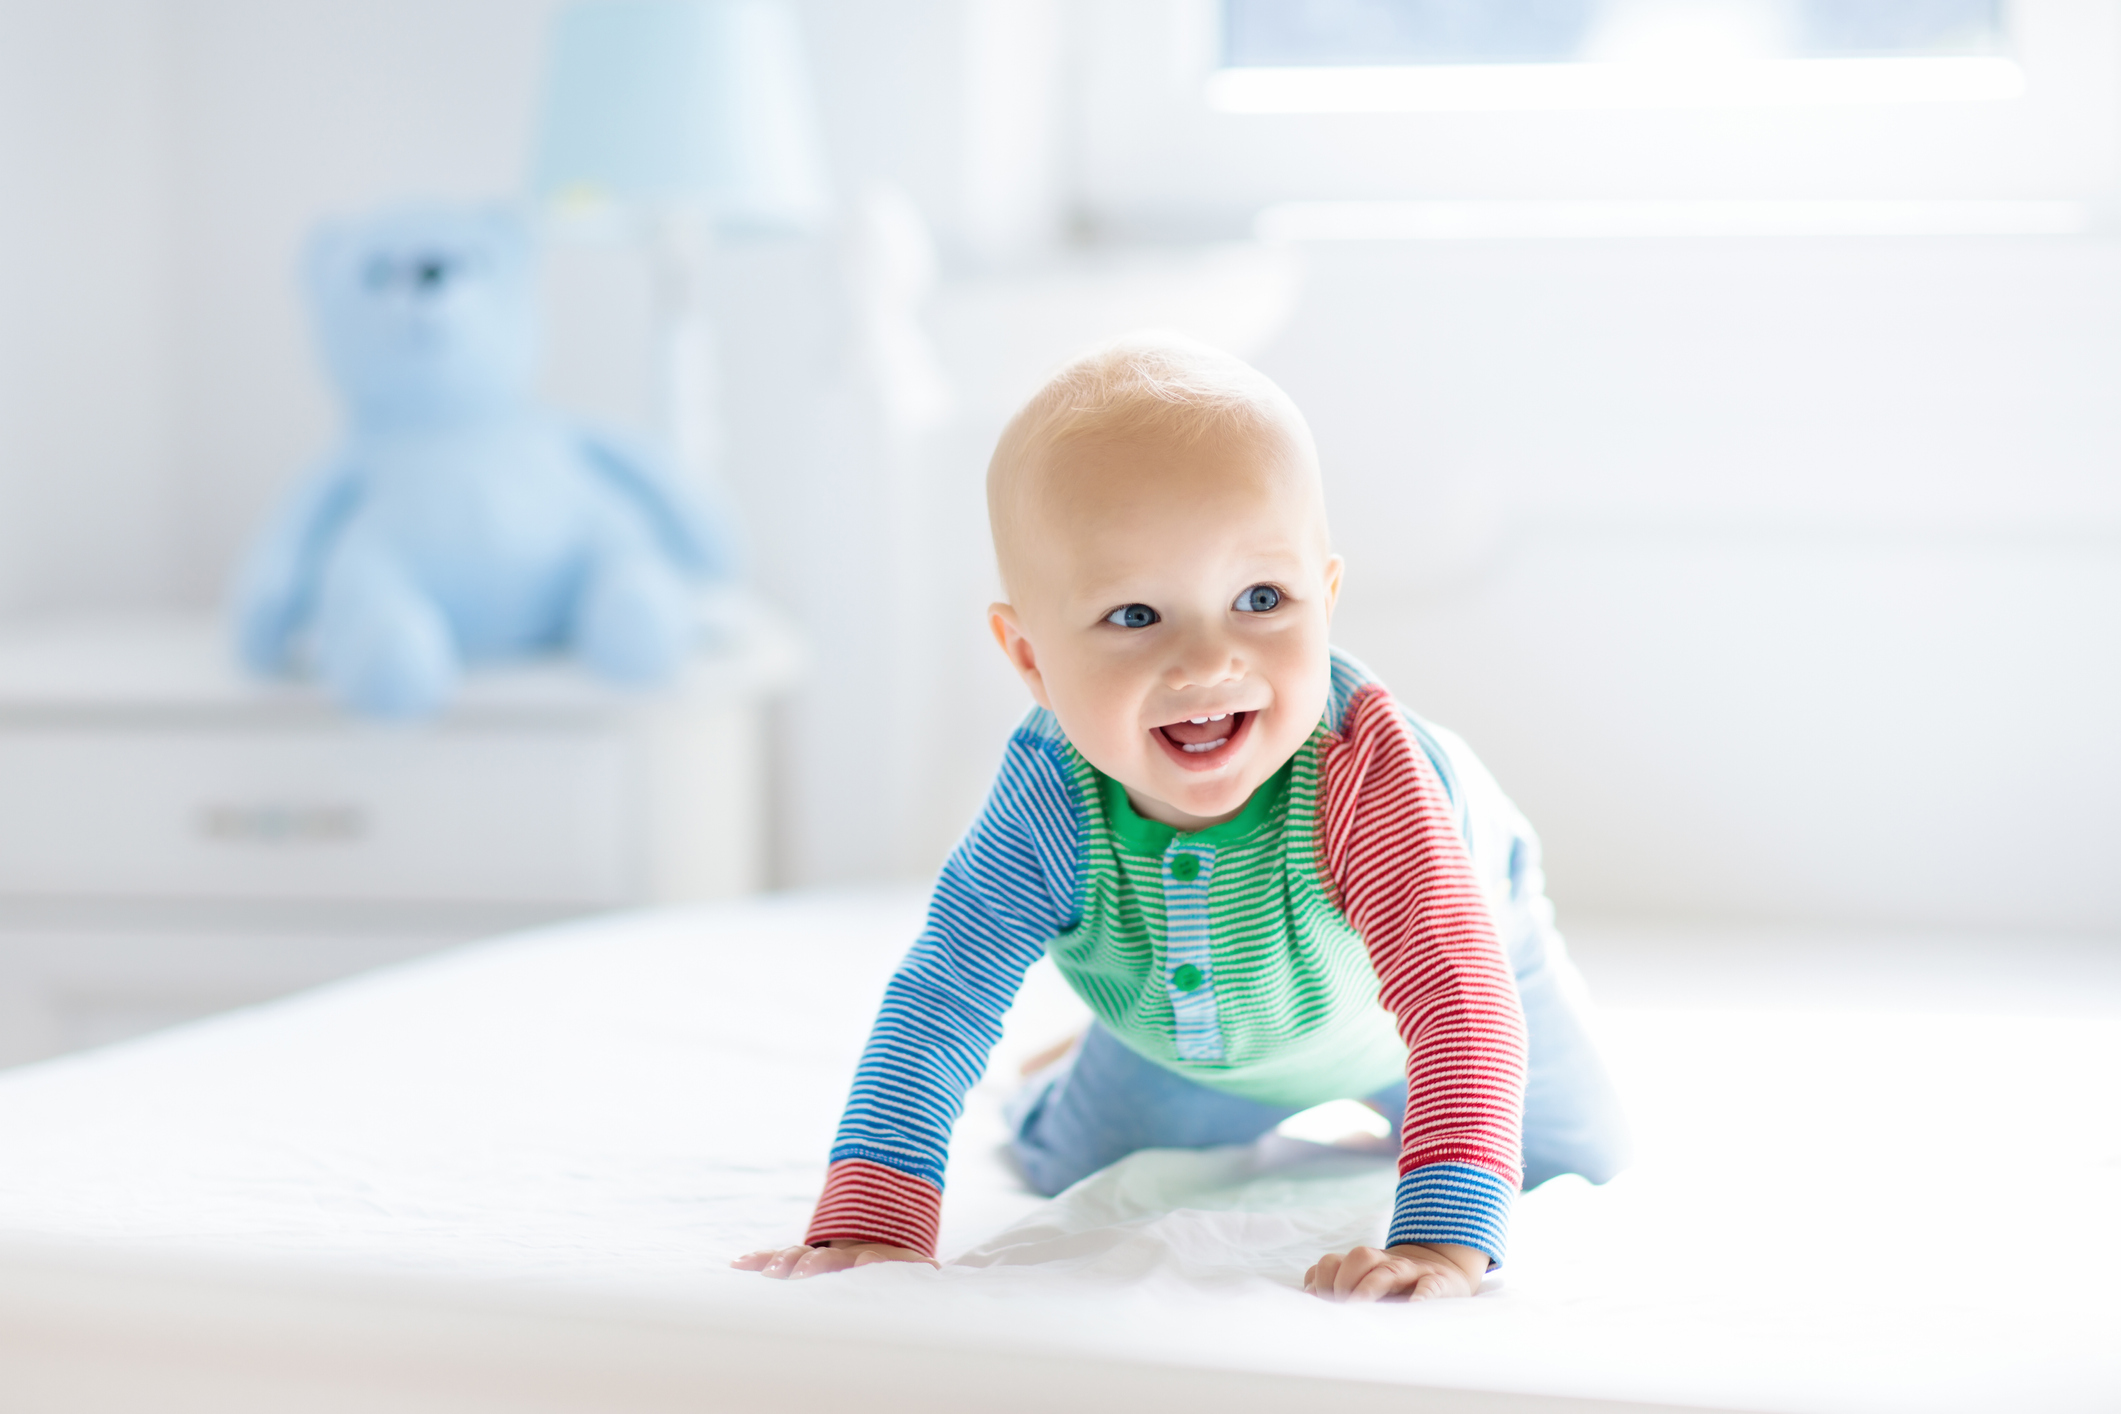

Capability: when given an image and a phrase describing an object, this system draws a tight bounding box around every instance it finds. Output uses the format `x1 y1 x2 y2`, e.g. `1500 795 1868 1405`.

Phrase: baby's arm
731 734 1079 1278
1310 687 1530 1298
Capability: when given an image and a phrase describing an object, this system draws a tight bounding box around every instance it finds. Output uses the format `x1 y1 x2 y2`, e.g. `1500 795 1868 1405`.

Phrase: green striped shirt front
1044 727 1408 1107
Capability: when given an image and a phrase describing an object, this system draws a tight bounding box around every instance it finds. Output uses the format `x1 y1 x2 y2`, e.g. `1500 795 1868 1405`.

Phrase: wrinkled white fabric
0 889 2113 1413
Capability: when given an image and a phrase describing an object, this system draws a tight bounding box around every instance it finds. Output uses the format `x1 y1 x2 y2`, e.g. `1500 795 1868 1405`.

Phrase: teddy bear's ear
470 206 536 278
301 218 361 306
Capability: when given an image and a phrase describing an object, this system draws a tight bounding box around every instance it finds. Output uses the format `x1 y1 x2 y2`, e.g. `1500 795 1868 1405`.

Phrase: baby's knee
1005 1070 1098 1198
1009 1135 1092 1198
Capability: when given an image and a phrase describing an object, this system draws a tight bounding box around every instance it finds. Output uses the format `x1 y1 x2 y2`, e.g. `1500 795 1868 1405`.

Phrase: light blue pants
1010 720 1633 1199
1009 949 1634 1197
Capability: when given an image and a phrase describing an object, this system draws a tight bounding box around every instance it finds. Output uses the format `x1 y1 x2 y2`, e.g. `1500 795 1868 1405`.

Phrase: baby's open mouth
1155 711 1252 767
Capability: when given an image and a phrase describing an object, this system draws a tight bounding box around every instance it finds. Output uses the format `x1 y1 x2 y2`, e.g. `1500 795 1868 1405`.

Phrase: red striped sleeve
1322 685 1527 1190
803 1159 944 1256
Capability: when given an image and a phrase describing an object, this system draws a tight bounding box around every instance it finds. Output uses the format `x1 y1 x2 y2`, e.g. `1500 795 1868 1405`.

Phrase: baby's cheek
1042 688 1144 783
1059 664 1146 743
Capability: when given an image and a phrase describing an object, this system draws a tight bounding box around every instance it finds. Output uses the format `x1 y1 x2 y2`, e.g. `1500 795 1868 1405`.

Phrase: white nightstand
0 606 800 1065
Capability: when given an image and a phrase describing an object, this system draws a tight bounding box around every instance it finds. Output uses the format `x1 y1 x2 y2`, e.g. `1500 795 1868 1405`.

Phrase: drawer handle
198 803 368 844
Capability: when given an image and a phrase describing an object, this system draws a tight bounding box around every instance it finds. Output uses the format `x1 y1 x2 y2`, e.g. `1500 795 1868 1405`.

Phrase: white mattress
0 890 2114 1413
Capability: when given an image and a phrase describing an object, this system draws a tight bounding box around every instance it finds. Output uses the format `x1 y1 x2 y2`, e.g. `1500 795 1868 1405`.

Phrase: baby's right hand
730 1239 937 1280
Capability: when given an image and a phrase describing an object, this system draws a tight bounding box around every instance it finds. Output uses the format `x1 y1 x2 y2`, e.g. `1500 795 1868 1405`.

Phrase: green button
1169 854 1201 882
1171 963 1204 992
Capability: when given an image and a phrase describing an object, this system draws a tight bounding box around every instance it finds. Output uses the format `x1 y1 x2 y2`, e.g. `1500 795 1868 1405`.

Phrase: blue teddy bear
231 203 733 717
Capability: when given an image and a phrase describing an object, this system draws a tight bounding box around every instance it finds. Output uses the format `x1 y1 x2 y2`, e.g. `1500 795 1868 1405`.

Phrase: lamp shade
531 0 830 233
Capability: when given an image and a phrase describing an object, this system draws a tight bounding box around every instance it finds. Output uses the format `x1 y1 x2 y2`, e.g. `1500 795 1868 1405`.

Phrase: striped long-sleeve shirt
806 649 1530 1264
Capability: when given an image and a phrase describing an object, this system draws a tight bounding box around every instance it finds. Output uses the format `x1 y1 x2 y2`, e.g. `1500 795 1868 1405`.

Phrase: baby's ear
988 603 1052 708
986 602 1017 655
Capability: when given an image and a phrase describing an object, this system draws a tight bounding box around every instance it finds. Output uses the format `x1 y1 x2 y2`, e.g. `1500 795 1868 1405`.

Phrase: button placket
1162 841 1224 1061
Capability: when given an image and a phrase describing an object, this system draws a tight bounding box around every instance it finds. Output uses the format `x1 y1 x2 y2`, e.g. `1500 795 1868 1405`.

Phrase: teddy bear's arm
229 458 363 674
576 428 739 581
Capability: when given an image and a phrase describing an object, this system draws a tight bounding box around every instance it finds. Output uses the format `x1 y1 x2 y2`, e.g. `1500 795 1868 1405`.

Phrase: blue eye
1105 604 1159 628
1233 585 1282 613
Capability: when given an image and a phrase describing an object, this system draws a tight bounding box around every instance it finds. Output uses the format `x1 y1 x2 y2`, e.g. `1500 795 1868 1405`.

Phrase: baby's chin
1150 778 1258 826
1133 740 1276 826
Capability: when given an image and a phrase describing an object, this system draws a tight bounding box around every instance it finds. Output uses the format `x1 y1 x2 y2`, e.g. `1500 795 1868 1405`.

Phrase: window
1222 0 2007 68
1212 0 2019 110
1070 0 2121 238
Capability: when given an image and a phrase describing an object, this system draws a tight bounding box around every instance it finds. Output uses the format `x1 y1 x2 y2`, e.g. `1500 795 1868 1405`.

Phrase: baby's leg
1484 836 1632 1187
1009 1023 1299 1197
1416 719 1634 1188
1511 945 1633 1187
1369 909 1631 1188
1360 946 1631 1190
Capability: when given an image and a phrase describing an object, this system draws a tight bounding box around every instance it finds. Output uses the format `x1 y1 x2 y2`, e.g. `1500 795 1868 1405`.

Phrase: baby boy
736 335 1630 1301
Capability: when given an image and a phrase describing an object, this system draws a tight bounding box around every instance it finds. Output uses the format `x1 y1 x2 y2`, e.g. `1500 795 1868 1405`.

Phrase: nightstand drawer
0 728 633 904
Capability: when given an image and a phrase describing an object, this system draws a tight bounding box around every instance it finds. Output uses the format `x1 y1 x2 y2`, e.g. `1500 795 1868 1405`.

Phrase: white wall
869 231 2121 937
1271 237 2121 934
124 0 1065 606
68 0 1065 897
0 0 173 615
0 0 2114 936
161 0 564 603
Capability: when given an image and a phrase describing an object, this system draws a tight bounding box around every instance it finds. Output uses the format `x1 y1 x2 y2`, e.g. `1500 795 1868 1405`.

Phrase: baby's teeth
1189 717 1208 724
1183 741 1223 753
1209 714 1227 722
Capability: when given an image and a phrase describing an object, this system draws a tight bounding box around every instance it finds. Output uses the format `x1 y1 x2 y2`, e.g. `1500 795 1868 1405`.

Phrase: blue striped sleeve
826 725 1084 1189
1387 1163 1515 1268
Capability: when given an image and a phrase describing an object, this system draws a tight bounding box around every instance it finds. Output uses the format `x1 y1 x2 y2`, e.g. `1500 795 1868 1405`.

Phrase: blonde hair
986 332 1320 585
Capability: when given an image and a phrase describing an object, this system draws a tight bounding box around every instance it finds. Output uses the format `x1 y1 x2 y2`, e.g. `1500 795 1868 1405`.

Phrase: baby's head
987 333 1342 831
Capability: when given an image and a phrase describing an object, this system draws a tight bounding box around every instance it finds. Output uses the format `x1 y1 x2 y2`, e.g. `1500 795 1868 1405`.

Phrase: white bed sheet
0 889 2114 1413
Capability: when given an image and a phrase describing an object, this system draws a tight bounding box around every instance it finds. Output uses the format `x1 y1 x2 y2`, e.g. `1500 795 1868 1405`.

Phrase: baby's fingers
786 1245 858 1279
1347 1261 1410 1303
851 1245 939 1269
1331 1246 1390 1300
732 1244 815 1275
741 1244 851 1280
1406 1269 1460 1303
1304 1252 1341 1296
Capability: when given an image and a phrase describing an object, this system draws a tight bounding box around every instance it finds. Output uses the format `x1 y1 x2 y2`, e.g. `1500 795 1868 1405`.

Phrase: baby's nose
1164 630 1243 688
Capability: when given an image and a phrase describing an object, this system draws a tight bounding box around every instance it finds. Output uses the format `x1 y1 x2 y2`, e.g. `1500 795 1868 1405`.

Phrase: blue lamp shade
531 0 830 233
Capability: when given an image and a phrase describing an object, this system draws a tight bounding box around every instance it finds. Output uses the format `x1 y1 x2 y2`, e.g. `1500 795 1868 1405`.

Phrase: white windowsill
1208 56 2026 113
1254 198 2094 242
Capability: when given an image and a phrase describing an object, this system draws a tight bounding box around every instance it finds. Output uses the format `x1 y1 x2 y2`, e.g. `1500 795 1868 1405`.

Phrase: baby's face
991 424 1342 831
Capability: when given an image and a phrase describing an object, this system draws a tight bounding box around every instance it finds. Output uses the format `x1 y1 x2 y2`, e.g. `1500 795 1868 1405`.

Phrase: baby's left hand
1304 1241 1486 1303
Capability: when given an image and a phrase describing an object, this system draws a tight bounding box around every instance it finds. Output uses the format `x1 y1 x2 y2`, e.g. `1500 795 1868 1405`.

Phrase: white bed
0 889 2114 1413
